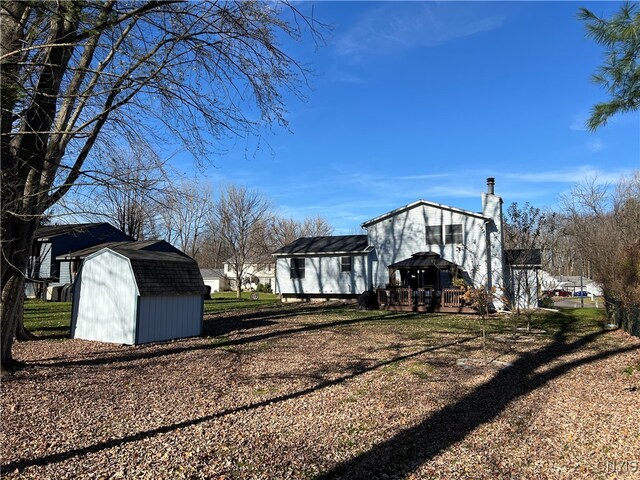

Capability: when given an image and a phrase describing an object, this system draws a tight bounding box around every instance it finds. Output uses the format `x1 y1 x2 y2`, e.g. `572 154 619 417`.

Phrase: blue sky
183 1 640 234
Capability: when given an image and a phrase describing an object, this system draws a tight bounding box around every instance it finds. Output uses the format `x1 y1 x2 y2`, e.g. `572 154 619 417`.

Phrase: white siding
366 203 491 288
508 268 540 309
275 192 506 306
275 255 368 295
59 260 73 284
203 278 220 293
136 295 202 344
72 250 137 344
39 243 52 278
481 192 505 297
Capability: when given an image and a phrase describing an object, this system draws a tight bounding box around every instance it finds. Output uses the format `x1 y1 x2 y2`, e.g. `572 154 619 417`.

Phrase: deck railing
377 287 435 308
377 287 465 310
441 288 465 308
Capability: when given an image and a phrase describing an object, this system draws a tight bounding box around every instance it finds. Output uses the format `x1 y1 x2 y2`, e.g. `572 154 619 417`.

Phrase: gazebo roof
388 252 461 271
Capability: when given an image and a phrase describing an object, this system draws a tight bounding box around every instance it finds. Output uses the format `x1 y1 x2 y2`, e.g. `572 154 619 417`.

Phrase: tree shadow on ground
314 316 639 479
0 335 479 474
3 313 638 476
25 309 411 370
201 302 352 336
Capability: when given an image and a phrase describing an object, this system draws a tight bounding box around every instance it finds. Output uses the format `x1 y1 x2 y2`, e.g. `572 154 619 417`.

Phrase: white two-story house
223 257 275 291
274 178 512 312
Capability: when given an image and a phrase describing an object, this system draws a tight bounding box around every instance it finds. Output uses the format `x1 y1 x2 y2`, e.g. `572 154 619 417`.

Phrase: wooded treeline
505 172 640 335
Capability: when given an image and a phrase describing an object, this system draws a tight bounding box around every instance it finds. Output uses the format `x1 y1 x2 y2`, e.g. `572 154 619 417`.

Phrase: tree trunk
236 276 242 299
16 305 36 341
1 217 38 374
1 273 24 374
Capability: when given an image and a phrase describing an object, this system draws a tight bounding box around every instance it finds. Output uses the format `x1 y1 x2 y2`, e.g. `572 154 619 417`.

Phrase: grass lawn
5 302 640 479
23 293 281 338
23 300 73 339
204 291 280 313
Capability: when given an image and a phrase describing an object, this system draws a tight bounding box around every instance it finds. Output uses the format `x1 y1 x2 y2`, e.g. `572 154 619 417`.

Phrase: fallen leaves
1 305 639 479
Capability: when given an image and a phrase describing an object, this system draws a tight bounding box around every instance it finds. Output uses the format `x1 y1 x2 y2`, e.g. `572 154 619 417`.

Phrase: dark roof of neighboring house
505 249 542 268
273 235 369 255
200 268 226 279
93 248 205 296
389 252 461 271
56 240 188 260
35 223 131 240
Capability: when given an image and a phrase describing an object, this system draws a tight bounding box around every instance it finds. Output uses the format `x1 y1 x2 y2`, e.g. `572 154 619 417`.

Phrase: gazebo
377 252 474 313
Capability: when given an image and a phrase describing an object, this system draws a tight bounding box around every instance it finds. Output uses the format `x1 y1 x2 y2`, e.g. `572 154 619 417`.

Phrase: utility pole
580 260 584 308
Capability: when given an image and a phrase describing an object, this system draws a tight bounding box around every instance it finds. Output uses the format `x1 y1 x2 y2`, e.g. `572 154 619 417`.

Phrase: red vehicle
542 289 571 297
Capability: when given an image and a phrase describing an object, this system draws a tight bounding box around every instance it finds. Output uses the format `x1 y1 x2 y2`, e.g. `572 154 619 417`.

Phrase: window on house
425 225 442 244
290 258 305 279
445 224 463 244
341 256 352 272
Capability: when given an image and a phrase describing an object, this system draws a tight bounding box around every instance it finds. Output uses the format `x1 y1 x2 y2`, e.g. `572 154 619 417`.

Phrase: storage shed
71 247 206 345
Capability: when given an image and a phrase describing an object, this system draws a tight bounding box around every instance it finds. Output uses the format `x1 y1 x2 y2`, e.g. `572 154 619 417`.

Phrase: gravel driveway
2 304 639 479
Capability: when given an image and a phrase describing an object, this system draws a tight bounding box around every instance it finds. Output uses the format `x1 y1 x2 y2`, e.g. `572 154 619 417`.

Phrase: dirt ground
2 304 639 479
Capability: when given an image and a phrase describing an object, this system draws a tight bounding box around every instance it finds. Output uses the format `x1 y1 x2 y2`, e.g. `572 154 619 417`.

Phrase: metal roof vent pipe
487 177 495 195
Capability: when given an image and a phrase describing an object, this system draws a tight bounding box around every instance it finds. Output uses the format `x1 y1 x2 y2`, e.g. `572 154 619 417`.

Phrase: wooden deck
376 287 477 314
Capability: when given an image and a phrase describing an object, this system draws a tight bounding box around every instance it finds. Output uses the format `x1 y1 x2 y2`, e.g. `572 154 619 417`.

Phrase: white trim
361 199 489 228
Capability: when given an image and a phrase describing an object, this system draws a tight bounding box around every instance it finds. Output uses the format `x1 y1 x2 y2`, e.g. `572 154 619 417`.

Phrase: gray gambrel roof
273 235 369 256
56 240 187 260
89 248 206 296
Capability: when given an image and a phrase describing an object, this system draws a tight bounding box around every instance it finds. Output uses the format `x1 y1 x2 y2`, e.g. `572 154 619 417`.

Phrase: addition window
341 256 352 272
445 224 463 244
290 258 305 279
425 225 442 244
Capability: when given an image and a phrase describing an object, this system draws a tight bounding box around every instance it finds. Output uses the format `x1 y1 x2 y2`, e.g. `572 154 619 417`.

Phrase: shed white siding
72 247 204 345
275 254 368 296
136 295 203 343
72 250 138 344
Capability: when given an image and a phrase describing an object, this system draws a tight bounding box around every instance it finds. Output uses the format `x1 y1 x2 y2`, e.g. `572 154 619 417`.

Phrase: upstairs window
425 225 442 244
290 258 305 279
341 256 352 272
445 224 463 244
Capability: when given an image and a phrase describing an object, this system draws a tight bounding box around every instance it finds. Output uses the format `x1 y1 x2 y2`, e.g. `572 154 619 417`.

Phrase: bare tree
270 214 333 249
503 202 546 331
160 179 213 258
212 185 271 298
1 1 323 372
195 230 233 270
561 172 640 331
68 146 170 240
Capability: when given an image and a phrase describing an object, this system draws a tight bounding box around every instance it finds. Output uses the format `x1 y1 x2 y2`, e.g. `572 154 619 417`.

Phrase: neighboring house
223 258 275 291
71 243 206 345
275 178 534 312
26 223 133 299
554 275 603 296
200 268 230 293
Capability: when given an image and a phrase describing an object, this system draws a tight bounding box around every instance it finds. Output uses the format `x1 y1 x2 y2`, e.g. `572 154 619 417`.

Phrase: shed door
74 251 137 344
